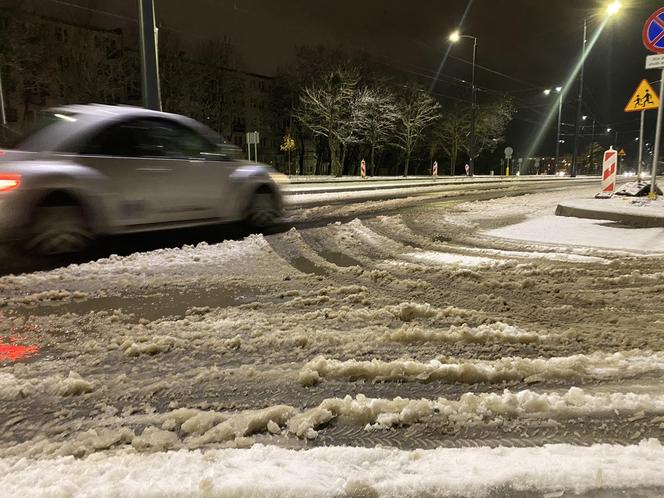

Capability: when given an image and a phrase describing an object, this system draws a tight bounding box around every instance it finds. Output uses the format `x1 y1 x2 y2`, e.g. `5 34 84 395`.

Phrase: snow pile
9 289 88 305
299 351 664 385
0 234 284 294
190 405 297 446
400 251 499 268
3 440 664 498
290 388 664 434
385 321 549 344
0 371 93 400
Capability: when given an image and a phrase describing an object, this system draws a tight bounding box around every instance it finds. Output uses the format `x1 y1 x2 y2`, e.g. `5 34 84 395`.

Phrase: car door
136 118 228 222
77 118 177 227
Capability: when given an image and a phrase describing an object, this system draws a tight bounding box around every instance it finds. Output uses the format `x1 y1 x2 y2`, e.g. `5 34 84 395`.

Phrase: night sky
23 0 664 159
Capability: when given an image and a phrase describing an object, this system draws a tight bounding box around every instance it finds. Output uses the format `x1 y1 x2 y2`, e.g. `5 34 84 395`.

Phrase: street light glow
582 115 588 120
543 89 551 95
607 1 621 17
555 86 563 93
607 128 612 133
449 31 461 43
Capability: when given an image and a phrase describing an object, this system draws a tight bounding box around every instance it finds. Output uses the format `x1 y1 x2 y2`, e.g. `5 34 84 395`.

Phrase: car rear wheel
26 206 93 256
245 190 279 231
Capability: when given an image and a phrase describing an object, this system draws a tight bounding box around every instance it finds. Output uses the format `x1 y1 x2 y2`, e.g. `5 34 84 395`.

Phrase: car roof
49 104 183 121
18 104 222 153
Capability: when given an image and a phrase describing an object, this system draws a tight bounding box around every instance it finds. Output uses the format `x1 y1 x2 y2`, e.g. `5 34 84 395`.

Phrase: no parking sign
643 7 664 53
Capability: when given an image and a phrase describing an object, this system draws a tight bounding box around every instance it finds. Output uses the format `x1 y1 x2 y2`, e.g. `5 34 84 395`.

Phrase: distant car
0 105 286 255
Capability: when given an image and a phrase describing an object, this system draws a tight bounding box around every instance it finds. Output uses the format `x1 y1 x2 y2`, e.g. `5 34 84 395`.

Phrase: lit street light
571 1 622 177
449 30 478 176
544 86 564 174
607 1 622 16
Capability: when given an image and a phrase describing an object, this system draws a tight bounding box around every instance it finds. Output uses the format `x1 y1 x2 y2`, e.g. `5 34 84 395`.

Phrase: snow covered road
2 183 664 496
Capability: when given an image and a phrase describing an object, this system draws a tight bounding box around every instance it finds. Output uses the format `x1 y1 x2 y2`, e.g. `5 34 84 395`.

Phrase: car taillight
0 174 21 192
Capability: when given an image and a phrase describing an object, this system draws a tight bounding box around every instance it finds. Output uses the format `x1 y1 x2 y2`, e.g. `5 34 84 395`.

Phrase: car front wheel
245 190 279 231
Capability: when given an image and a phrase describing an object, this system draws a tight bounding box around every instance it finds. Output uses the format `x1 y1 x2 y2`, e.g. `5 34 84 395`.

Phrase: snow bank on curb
299 351 664 385
2 441 664 498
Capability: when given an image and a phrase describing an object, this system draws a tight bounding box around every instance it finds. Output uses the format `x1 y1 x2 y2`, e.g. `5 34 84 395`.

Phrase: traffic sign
618 149 626 157
624 80 660 112
504 146 514 158
643 7 664 53
646 54 664 69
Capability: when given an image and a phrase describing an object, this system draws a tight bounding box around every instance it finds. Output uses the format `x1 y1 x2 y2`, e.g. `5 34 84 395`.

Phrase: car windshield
11 111 81 151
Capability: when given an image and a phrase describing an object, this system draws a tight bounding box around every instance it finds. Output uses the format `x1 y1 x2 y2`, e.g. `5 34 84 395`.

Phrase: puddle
11 286 259 321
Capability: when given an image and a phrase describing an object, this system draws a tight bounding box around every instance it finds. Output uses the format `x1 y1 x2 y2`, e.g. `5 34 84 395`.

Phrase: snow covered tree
434 104 470 176
393 87 441 177
357 87 398 176
465 97 515 161
295 68 366 177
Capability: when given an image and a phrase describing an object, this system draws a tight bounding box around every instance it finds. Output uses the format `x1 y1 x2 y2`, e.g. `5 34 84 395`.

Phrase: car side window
136 119 219 160
81 118 219 160
81 120 142 157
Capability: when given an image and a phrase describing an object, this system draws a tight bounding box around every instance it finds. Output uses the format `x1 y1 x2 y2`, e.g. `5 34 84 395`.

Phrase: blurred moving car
0 105 285 255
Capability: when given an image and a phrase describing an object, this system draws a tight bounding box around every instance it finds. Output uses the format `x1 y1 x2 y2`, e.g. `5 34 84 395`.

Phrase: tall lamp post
607 127 618 148
571 1 622 177
449 30 478 176
544 86 563 173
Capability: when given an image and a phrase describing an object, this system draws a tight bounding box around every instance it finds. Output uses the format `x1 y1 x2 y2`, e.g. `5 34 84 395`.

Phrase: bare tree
357 87 398 176
295 67 365 177
393 86 441 177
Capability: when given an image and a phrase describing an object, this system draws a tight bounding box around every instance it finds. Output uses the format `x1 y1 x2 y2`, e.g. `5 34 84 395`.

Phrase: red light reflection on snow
0 311 40 361
0 339 39 361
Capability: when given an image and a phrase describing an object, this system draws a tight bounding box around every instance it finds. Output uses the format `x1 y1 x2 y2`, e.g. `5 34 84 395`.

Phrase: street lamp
449 30 478 176
582 115 597 172
571 1 622 177
607 1 622 16
544 86 564 174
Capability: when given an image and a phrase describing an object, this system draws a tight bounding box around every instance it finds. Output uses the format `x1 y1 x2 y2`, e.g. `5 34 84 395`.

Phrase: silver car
0 105 285 255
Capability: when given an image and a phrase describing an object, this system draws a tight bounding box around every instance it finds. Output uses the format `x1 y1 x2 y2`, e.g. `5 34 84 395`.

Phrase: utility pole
0 60 6 145
589 118 596 172
469 37 478 177
137 0 162 111
571 19 587 178
555 90 562 173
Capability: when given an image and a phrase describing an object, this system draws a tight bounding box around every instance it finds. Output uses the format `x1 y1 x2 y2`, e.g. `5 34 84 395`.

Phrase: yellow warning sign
625 80 660 112
618 148 626 157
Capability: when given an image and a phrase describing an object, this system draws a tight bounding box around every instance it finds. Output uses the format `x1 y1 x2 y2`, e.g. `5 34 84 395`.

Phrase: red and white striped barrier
361 159 367 178
598 148 617 197
432 161 438 177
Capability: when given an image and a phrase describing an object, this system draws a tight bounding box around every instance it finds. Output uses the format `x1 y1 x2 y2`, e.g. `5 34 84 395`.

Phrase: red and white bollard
361 159 367 178
432 161 438 177
597 147 617 198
